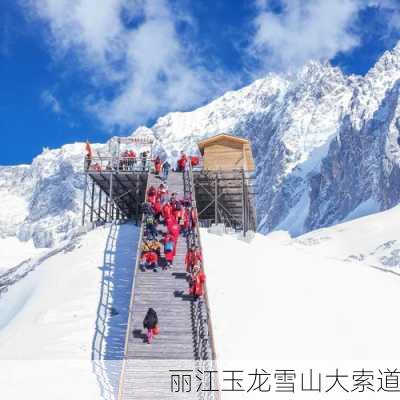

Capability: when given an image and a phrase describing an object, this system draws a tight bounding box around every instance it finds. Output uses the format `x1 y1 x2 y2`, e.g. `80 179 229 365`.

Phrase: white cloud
41 90 62 114
250 0 400 71
22 0 225 128
251 0 363 70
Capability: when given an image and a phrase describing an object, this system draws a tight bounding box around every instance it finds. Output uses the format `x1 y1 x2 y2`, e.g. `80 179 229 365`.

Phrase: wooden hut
197 134 255 171
194 133 257 233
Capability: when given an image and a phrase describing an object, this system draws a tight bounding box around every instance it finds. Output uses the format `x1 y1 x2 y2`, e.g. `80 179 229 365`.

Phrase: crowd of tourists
141 153 206 344
84 141 206 345
85 140 200 174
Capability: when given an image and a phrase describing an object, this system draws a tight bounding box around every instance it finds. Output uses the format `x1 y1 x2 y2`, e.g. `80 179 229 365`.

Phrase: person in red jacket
147 185 157 205
128 149 136 158
190 155 199 166
189 264 206 299
169 192 178 210
190 207 198 229
185 245 203 273
153 199 162 221
154 156 162 175
168 221 180 257
168 219 180 235
174 203 184 224
162 202 173 221
181 207 190 236
85 141 93 171
157 184 168 204
168 221 180 240
140 251 159 272
127 149 137 170
148 186 156 196
177 151 187 172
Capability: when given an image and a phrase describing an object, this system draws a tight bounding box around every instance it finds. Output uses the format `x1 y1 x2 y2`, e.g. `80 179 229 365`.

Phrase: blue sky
0 0 400 165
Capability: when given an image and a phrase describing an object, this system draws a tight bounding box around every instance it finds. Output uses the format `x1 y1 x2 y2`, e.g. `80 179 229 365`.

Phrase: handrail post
214 173 218 225
241 168 246 237
109 172 114 222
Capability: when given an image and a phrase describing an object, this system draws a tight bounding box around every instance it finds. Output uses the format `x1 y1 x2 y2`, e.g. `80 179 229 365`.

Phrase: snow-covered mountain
145 41 400 235
2 42 400 249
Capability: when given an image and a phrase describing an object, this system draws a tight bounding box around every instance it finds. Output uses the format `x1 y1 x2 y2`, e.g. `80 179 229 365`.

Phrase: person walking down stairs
143 308 159 344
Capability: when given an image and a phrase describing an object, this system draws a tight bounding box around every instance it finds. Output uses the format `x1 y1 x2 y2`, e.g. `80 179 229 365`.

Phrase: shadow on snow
91 222 139 400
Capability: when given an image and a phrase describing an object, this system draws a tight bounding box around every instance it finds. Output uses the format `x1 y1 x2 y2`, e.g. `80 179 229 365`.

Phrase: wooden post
81 173 88 226
214 172 218 225
241 169 246 237
98 188 102 222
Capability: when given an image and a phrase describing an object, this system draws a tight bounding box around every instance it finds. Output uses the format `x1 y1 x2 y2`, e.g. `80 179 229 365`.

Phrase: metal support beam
135 174 140 225
98 188 102 222
81 173 88 226
90 179 95 223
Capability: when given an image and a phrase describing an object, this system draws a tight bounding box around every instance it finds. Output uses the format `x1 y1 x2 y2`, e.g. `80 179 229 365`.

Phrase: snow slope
203 207 400 362
0 222 139 400
293 203 400 272
0 237 43 274
1 206 400 397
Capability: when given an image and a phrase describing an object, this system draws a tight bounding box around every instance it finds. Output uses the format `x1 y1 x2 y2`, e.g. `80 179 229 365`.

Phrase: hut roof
197 134 249 155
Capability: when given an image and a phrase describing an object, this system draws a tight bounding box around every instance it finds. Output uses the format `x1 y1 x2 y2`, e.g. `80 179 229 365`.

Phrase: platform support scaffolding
193 168 257 234
81 136 154 227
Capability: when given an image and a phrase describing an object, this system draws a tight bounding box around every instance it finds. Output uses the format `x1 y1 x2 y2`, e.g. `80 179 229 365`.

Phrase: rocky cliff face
0 143 107 247
2 42 400 247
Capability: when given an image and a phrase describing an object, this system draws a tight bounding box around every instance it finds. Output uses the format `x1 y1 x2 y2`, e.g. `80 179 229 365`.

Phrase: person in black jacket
141 151 149 171
143 308 158 343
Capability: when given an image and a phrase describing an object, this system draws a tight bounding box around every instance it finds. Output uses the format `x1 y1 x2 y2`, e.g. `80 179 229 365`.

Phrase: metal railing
183 164 221 400
84 156 152 173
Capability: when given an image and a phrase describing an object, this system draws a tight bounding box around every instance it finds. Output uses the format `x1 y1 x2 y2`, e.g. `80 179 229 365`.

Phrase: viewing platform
81 137 154 226
81 133 257 234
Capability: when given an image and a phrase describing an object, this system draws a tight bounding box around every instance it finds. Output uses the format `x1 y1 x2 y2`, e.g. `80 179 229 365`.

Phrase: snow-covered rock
0 143 107 247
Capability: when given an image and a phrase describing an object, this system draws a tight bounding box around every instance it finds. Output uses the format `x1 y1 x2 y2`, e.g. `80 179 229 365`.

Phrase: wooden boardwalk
119 172 212 399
